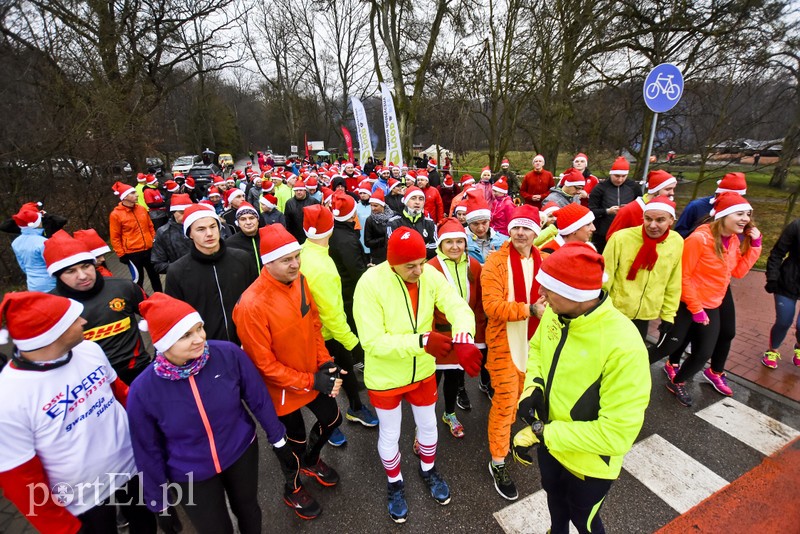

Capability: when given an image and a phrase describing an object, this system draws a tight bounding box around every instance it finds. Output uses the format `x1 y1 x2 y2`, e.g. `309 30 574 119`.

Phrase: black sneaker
300 458 340 487
283 486 322 520
479 380 495 400
665 380 693 407
456 387 472 411
488 461 518 501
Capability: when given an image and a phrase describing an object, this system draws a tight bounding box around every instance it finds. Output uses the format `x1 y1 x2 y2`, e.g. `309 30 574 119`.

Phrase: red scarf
509 244 542 340
627 226 669 280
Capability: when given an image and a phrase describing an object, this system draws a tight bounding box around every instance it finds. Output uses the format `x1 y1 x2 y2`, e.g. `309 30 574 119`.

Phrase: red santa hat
369 188 386 206
226 177 236 185
165 180 179 192
709 192 751 220
138 293 203 353
442 175 454 188
12 205 42 228
403 186 425 205
112 181 136 202
536 242 607 302
368 172 378 182
136 172 147 183
643 198 677 218
227 188 245 203
207 186 221 198
212 175 224 186
43 230 96 275
184 177 196 190
303 204 334 239
259 193 278 209
259 181 273 193
508 205 542 234
428 159 437 168
555 203 595 236
501 159 510 168
293 179 307 191
169 193 193 212
357 180 372 195
259 224 301 264
609 157 630 175
561 168 585 187
332 193 357 221
573 152 588 163
480 166 492 179
182 203 220 236
235 201 259 221
715 172 747 195
387 228 426 265
464 194 491 223
0 292 84 351
542 201 560 216
460 174 475 187
436 217 467 246
321 187 334 205
454 200 468 214
73 229 111 257
306 176 319 190
146 174 158 186
646 170 677 194
416 171 429 182
492 177 509 194
388 178 402 192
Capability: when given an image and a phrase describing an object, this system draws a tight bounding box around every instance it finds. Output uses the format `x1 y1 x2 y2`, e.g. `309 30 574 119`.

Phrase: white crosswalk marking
493 489 578 534
622 434 728 514
695 398 800 455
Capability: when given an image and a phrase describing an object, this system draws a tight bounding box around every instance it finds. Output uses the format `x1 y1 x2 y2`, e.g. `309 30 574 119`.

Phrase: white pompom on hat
303 204 334 239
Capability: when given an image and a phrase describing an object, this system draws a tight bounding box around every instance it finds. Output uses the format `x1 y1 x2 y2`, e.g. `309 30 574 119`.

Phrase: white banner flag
351 97 374 163
380 82 403 166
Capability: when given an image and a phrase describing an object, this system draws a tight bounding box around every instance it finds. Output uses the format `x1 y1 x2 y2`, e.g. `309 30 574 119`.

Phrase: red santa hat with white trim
169 193 193 212
436 217 467 246
259 223 301 264
357 180 372 195
303 204 334 239
643 197 677 218
541 201 560 216
260 193 278 209
138 293 203 353
403 186 425 205
536 242 607 303
609 157 630 175
387 178 402 193
646 170 677 194
464 193 491 223
560 168 585 187
182 203 220 236
112 181 136 202
293 179 307 191
508 205 541 234
0 292 84 350
501 159 510 168
709 192 751 220
43 230 96 276
369 188 386 206
12 205 42 228
555 203 595 236
332 193 357 221
459 174 476 187
492 177 509 195
715 172 747 195
73 229 111 257
573 152 588 164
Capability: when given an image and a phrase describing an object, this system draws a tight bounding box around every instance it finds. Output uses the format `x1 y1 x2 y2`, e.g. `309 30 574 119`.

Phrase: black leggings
126 249 162 293
278 392 341 476
76 474 156 534
436 368 463 413
538 446 614 534
325 339 362 411
177 439 261 534
631 319 650 341
649 287 736 382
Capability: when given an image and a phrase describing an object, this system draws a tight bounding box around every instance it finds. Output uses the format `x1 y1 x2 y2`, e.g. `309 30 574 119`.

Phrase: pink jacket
490 195 515 237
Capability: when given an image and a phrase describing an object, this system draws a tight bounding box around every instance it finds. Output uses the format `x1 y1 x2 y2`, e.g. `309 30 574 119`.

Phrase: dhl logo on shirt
83 317 131 341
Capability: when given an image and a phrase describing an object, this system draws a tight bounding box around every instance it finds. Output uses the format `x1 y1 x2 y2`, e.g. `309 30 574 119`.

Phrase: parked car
108 160 133 177
187 163 221 196
171 155 199 175
147 157 165 176
218 153 234 169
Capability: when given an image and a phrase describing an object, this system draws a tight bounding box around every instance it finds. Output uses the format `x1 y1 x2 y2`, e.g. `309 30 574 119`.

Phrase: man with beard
387 186 438 260
284 179 320 243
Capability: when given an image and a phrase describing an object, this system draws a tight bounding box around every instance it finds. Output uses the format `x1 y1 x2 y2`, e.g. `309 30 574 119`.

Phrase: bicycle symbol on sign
645 73 681 101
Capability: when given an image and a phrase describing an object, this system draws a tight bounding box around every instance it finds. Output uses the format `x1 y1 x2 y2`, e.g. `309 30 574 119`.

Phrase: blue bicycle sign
643 63 684 113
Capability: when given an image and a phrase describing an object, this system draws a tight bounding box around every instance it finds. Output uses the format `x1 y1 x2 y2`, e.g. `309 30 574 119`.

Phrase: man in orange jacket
233 224 345 521
108 181 161 292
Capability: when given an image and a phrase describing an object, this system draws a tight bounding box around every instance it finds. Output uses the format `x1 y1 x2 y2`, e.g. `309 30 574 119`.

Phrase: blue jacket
356 201 372 253
674 195 712 238
466 228 507 265
12 227 55 292
127 340 286 512
372 178 390 195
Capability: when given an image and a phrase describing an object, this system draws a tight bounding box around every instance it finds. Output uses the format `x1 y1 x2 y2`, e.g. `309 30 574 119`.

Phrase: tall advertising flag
380 82 403 166
351 97 374 163
341 126 354 163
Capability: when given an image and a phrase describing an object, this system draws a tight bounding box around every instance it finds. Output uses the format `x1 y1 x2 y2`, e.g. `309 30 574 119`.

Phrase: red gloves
423 331 452 359
454 343 482 377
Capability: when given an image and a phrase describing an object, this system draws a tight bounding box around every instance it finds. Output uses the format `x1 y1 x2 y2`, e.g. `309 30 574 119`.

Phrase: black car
186 163 221 196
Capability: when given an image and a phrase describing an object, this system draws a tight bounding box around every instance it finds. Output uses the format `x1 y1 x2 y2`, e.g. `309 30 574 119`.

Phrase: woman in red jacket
649 193 761 407
427 218 487 437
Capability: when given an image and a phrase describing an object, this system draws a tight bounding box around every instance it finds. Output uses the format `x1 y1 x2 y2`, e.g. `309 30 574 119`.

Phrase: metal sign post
642 63 684 191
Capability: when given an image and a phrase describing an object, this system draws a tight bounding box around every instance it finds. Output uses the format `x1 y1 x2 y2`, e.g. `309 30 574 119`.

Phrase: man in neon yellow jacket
353 227 481 524
299 205 378 448
602 198 683 340
515 242 651 534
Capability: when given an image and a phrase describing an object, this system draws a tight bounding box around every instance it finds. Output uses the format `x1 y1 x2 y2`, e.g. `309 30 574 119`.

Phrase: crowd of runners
2 151 799 534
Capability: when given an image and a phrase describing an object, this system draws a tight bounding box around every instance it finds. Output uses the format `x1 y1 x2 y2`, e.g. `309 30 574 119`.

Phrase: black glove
119 254 130 265
313 362 340 395
765 280 778 294
156 507 183 533
518 388 545 426
657 320 673 337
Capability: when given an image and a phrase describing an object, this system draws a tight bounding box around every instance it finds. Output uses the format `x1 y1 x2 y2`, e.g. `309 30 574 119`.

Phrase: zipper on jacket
212 265 231 341
188 375 222 474
395 274 419 383
543 321 570 423
133 207 147 252
251 238 261 271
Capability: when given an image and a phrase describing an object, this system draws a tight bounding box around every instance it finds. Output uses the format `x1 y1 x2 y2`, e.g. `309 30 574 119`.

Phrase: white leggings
376 402 438 481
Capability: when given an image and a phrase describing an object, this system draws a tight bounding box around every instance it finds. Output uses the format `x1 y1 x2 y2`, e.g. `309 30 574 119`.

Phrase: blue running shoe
346 406 379 427
387 480 408 523
327 428 347 447
419 466 451 505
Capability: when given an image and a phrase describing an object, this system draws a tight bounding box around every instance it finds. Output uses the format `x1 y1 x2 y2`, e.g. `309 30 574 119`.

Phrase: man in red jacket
233 224 344 520
520 155 554 208
416 171 444 223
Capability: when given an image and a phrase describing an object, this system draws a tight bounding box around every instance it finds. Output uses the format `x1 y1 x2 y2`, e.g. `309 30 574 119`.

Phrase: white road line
695 398 800 456
622 434 728 514
493 489 578 534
